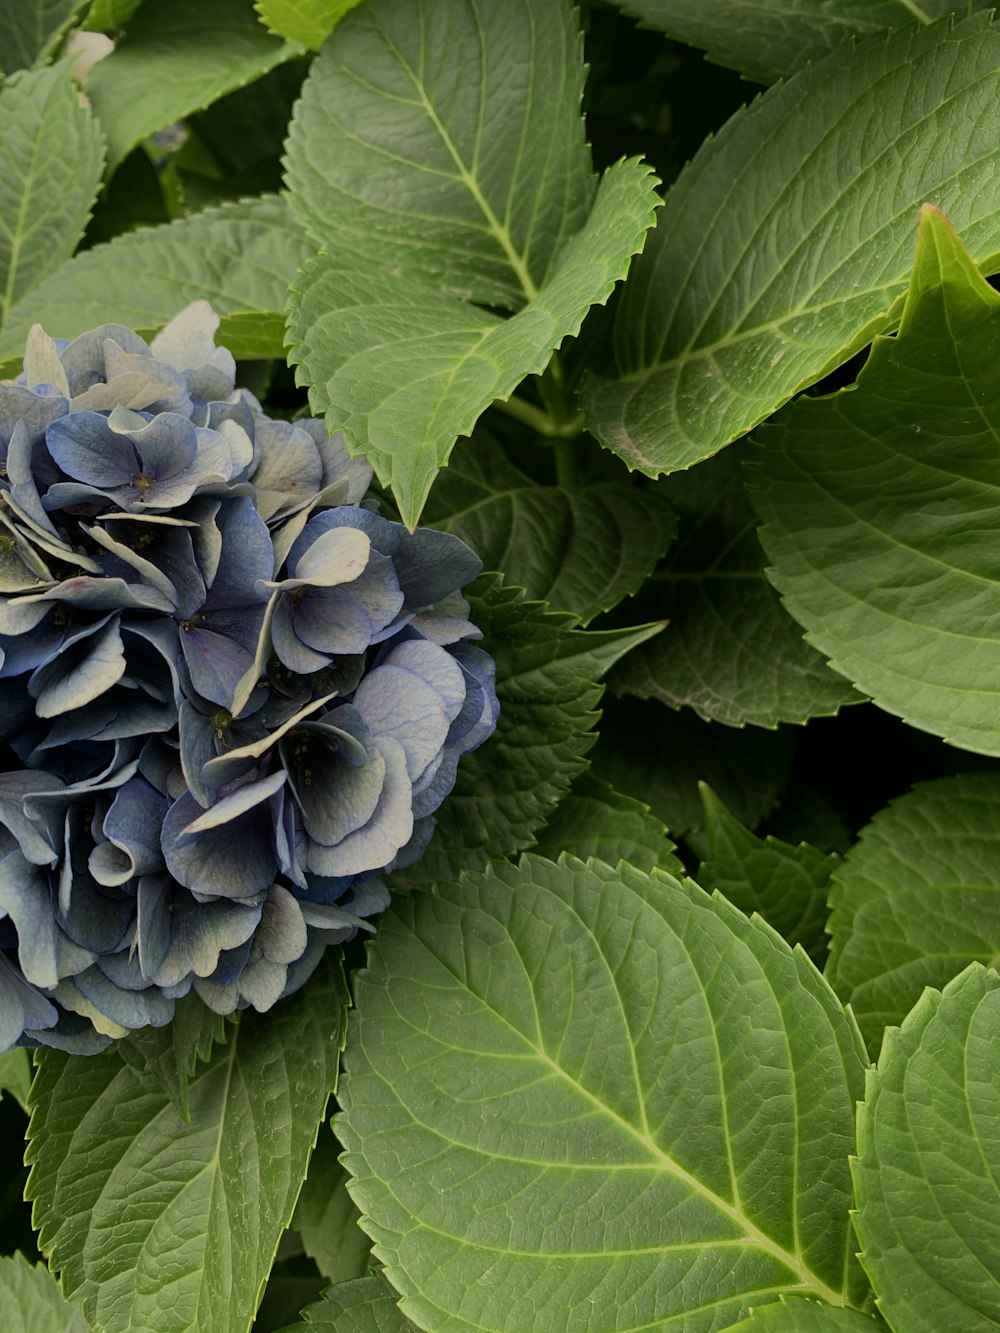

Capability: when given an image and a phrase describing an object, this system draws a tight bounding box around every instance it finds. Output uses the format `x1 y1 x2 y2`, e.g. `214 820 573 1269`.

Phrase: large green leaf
0 196 314 367
0 1254 88 1333
854 964 1000 1332
255 0 362 50
276 1275 417 1332
581 15 1000 479
612 446 856 727
421 441 677 624
697 786 839 963
116 991 230 1118
722 1301 885 1331
288 156 658 528
0 0 85 75
825 772 1000 1054
284 0 594 305
591 697 794 838
339 856 870 1331
747 207 1000 755
292 1123 371 1285
0 60 104 325
85 0 301 172
531 771 684 876
388 576 662 887
0 1048 32 1111
26 956 347 1333
598 0 993 85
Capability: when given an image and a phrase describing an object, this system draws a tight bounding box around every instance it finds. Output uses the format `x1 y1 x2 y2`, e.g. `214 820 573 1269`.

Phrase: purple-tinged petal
162 780 281 900
46 411 138 486
306 735 413 878
29 615 126 717
89 776 168 885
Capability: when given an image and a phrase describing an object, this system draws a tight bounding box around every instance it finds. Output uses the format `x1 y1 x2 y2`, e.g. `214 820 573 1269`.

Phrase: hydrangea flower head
0 303 498 1052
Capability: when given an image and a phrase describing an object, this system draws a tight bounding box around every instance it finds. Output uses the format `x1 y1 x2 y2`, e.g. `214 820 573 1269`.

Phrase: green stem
554 439 581 488
493 394 585 440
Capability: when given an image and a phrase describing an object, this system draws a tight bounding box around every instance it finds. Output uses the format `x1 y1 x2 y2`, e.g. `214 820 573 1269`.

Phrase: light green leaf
0 196 314 365
697 786 839 963
116 991 230 1118
339 856 870 1331
289 156 659 528
0 1048 32 1111
276 1275 417 1332
598 0 993 85
747 206 1000 756
255 0 361 50
284 0 595 307
722 1300 886 1330
26 955 347 1333
854 963 1000 1332
532 771 685 876
387 575 662 888
0 1253 89 1333
582 15 1000 479
85 0 302 172
0 0 86 75
82 0 140 33
292 1123 371 1286
613 446 856 727
591 697 794 838
421 440 677 624
0 60 104 325
826 772 1000 1054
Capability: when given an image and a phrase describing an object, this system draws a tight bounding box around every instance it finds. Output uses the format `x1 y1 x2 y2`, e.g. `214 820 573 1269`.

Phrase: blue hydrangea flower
0 303 498 1052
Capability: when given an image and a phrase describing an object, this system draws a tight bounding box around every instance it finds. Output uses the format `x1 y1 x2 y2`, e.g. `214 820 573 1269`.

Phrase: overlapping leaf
582 15 1000 479
255 0 363 51
26 956 347 1333
723 1302 885 1331
0 60 104 325
339 856 870 1332
854 964 1000 1332
387 576 661 887
748 207 1000 756
0 1254 89 1333
0 196 314 368
277 1275 417 1332
612 446 856 726
292 1125 371 1285
116 992 230 1118
598 0 993 85
531 771 684 875
85 0 302 171
826 772 1000 1053
422 443 677 623
0 1049 32 1111
0 0 85 75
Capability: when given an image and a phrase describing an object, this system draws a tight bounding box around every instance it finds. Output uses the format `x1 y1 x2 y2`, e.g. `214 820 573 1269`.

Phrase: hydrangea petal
306 736 413 878
29 616 126 718
46 411 139 486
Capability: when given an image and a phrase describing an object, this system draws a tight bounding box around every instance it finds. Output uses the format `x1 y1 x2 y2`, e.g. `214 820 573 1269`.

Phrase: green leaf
591 697 794 838
284 0 595 306
0 196 314 365
722 1300 885 1330
276 1275 417 1332
697 786 840 963
825 772 1000 1054
116 991 230 1118
421 440 677 624
0 1253 89 1333
854 963 1000 1332
581 15 1000 479
289 156 659 528
0 0 86 75
82 0 140 34
0 60 104 325
387 575 662 888
612 446 857 727
26 955 347 1333
292 1123 371 1286
0 1048 33 1111
255 0 362 50
85 0 302 172
339 856 870 1331
747 206 1000 756
531 771 685 876
597 0 993 85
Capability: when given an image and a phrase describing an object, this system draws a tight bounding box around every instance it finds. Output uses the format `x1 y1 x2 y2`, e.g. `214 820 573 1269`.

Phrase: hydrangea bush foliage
2 3 1000 1333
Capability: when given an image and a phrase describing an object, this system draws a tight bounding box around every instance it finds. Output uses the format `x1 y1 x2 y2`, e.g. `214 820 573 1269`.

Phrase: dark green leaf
826 772 1000 1054
0 1254 89 1333
117 991 230 1118
339 856 870 1331
292 1124 371 1286
854 964 1000 1332
748 206 1000 755
275 1275 417 1332
0 0 85 75
582 16 1000 479
531 771 684 875
422 441 677 624
26 955 347 1333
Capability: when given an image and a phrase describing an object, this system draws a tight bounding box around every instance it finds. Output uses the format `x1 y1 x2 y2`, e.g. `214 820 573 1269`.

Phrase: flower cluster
0 304 498 1053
